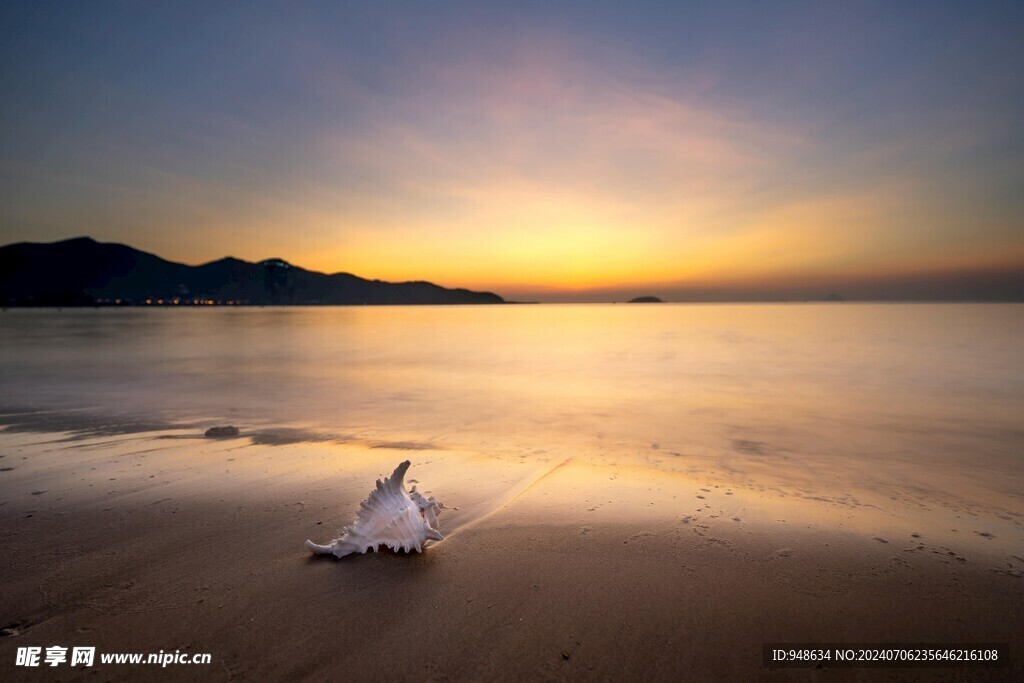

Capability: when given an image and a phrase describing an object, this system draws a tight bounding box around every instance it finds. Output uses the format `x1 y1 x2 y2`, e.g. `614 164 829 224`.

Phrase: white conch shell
305 460 443 558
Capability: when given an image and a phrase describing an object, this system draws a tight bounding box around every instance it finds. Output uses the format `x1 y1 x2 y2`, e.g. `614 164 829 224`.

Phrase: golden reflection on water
0 304 1021 529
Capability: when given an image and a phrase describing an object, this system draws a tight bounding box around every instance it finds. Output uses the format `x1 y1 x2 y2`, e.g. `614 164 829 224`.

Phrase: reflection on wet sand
0 304 1021 678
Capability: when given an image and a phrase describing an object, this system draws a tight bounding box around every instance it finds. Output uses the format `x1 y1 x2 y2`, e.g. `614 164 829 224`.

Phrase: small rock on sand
1 623 25 637
205 426 240 438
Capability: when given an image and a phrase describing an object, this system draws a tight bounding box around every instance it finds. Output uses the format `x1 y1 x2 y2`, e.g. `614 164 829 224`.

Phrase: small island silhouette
627 296 664 303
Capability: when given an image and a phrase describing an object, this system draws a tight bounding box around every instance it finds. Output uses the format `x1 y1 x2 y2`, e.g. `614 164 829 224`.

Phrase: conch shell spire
306 460 444 558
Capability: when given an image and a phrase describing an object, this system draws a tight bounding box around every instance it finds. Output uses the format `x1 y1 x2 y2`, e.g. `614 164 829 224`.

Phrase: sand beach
1 410 1020 681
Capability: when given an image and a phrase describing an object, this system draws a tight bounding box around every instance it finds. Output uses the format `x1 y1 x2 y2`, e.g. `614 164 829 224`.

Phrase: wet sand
0 422 1021 681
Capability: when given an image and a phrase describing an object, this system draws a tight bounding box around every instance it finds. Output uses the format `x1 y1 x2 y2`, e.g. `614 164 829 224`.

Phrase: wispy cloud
2 3 1022 299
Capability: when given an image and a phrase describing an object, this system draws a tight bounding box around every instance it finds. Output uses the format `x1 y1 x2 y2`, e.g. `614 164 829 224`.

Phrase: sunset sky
2 1 1023 301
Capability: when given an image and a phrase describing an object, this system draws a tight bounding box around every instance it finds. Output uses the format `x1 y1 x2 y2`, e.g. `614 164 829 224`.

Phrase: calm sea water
1 304 1022 501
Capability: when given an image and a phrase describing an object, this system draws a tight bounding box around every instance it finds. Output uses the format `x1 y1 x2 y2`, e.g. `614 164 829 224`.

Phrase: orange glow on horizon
29 30 1020 301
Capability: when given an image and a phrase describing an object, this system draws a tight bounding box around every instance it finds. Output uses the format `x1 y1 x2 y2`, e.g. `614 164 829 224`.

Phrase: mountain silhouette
0 237 504 306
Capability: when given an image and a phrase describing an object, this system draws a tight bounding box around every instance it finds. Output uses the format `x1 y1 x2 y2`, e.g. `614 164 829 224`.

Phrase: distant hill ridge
0 237 505 306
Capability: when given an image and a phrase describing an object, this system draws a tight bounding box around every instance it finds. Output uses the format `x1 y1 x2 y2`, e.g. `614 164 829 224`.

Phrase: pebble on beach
205 426 240 438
